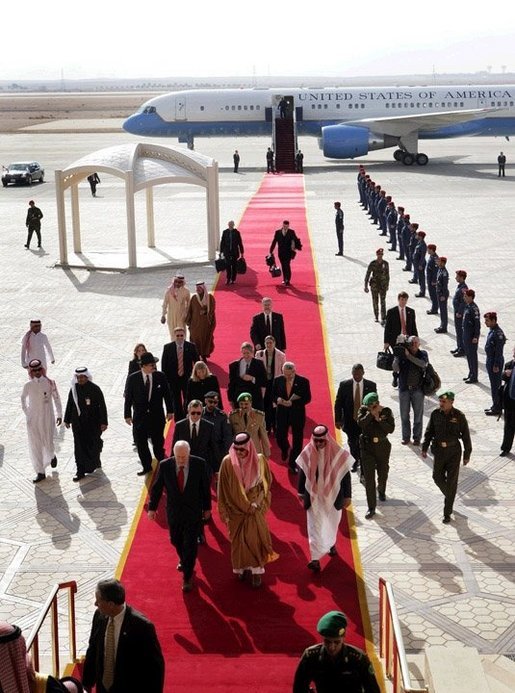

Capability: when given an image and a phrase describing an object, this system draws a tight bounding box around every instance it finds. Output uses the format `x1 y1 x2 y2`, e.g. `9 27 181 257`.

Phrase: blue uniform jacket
452 281 468 311
485 325 506 367
436 267 449 298
463 302 481 340
426 254 439 282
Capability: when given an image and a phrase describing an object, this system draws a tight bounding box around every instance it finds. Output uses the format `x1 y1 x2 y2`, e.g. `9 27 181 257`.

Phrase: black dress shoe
485 410 500 416
288 465 298 474
72 474 85 482
137 468 151 476
33 473 45 483
463 376 471 381
499 450 509 457
307 560 321 572
378 491 386 502
464 378 478 384
177 562 183 572
415 293 425 298
328 546 337 557
251 574 262 588
335 252 343 256
450 348 458 354
434 327 447 333
442 515 451 524
197 533 206 545
182 579 194 593
453 351 465 357
365 509 376 520
351 461 359 473
408 279 417 284
50 456 57 468
402 267 411 272
426 310 438 315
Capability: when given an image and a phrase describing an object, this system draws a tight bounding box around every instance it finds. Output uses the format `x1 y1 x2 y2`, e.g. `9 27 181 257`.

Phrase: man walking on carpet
217 432 278 588
148 440 212 592
296 425 352 573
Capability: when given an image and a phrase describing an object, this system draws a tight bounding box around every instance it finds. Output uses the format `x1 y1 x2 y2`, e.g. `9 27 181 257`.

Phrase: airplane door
175 97 187 121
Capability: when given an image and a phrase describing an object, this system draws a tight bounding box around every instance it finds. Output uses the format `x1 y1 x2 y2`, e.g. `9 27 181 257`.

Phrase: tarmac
1 119 514 668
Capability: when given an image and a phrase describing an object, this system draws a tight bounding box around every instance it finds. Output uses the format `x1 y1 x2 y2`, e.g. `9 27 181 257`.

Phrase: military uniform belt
363 435 386 444
436 440 459 448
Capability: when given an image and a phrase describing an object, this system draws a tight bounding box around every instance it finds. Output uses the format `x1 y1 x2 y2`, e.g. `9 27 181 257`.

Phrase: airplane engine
321 124 398 159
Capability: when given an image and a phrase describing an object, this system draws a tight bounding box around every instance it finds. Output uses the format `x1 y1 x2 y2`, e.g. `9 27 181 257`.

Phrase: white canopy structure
55 142 219 270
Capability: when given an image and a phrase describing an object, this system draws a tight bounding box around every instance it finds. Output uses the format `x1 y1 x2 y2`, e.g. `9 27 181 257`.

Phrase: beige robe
162 285 191 339
229 409 271 458
186 293 216 357
217 453 278 571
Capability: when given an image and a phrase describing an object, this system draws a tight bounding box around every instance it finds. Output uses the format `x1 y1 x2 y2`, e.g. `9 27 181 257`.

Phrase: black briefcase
215 256 226 272
376 349 394 371
236 257 247 274
270 265 281 278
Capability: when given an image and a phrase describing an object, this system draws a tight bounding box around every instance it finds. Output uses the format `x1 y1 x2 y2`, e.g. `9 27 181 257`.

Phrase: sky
4 1 515 81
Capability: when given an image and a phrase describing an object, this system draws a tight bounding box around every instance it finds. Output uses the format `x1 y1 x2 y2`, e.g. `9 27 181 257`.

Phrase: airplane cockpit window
200 106 205 111
143 106 157 114
237 105 242 110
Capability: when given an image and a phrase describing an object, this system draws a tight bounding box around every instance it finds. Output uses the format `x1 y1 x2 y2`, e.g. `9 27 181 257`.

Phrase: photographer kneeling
393 335 428 446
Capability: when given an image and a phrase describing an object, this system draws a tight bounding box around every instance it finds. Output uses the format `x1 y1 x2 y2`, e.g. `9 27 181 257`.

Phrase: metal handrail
26 580 78 678
379 577 428 693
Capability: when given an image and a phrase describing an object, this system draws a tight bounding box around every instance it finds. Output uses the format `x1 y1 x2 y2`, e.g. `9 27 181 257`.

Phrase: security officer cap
438 389 455 400
317 611 348 637
484 311 497 321
237 392 252 403
363 392 379 406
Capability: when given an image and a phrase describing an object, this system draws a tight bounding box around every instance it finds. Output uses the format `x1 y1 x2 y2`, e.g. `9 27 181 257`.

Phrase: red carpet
118 175 371 691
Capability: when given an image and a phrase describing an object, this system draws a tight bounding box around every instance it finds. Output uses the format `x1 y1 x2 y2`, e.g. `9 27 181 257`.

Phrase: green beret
317 611 348 638
237 392 252 403
437 389 455 400
362 392 379 406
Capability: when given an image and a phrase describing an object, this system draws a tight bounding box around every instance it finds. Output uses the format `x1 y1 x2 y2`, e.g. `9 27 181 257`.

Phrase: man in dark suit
202 390 233 465
148 441 212 592
227 341 267 410
272 361 311 472
172 399 219 474
219 220 244 285
269 220 298 286
124 352 173 476
161 326 199 419
334 364 377 473
82 578 164 692
250 296 287 351
383 291 418 387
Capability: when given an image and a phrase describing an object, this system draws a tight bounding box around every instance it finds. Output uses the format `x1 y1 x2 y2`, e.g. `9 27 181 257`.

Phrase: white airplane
123 85 515 165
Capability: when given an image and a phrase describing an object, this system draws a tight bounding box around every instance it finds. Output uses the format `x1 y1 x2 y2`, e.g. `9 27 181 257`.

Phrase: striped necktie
103 617 115 690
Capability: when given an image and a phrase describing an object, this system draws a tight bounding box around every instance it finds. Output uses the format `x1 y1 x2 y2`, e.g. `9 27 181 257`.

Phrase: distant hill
2 72 515 93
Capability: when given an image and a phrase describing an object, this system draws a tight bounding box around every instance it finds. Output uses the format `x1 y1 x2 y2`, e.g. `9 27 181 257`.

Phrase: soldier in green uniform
357 392 395 519
364 248 390 325
229 392 270 458
422 390 472 523
293 610 380 692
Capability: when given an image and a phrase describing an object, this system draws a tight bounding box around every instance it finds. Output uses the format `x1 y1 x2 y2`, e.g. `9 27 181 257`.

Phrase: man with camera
393 336 428 446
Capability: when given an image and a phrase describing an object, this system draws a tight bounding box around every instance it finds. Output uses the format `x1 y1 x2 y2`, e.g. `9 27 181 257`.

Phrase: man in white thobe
21 359 62 483
296 425 353 573
20 319 55 370
160 273 191 339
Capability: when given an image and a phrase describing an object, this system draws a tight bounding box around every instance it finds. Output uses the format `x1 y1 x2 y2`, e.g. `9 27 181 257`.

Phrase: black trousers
432 447 461 515
26 226 41 247
133 414 165 470
225 255 238 283
336 228 344 254
276 408 305 468
170 375 189 419
502 408 515 452
279 255 292 282
169 516 201 580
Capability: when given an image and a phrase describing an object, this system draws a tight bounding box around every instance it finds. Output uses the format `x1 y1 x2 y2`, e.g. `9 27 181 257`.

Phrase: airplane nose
123 114 141 135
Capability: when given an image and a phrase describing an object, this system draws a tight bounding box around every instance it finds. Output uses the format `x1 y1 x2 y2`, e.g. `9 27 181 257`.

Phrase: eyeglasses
190 411 202 416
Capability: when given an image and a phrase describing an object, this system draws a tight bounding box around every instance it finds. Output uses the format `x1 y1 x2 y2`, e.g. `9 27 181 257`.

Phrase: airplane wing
345 107 499 136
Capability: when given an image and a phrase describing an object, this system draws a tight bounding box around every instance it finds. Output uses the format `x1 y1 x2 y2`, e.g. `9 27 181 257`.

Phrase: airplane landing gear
395 151 429 165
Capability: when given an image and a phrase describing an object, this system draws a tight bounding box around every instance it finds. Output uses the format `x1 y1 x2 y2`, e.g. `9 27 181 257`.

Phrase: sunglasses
190 411 202 416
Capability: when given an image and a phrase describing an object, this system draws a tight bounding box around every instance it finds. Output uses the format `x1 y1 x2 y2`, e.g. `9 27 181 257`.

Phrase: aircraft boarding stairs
273 106 297 173
24 579 515 691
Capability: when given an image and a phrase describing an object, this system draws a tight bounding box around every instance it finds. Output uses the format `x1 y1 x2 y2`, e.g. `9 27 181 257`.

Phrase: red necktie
177 466 185 492
400 308 407 335
178 347 184 376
